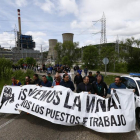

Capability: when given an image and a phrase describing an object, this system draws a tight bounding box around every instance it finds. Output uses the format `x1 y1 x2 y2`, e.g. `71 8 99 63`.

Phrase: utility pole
100 12 107 55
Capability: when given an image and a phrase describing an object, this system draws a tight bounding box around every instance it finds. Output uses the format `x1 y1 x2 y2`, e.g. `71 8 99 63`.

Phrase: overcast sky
0 0 140 51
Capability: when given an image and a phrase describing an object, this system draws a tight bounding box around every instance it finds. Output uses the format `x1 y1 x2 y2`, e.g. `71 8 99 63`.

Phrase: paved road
0 70 139 140
0 113 139 140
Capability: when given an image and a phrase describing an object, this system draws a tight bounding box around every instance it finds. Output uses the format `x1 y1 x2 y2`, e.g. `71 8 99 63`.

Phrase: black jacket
88 76 96 84
74 75 83 85
60 80 75 91
77 82 94 94
92 81 108 97
32 78 42 85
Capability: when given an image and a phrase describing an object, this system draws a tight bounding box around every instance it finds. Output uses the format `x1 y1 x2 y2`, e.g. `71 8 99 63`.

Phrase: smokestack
17 9 21 35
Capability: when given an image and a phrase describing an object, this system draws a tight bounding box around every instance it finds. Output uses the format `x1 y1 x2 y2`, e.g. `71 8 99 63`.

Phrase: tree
82 45 98 69
55 41 80 66
17 58 25 66
25 57 36 65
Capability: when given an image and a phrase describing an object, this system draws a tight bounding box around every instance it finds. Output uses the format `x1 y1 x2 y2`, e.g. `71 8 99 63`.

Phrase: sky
0 0 140 51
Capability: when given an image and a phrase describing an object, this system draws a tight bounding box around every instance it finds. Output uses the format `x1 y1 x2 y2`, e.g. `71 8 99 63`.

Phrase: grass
103 75 117 85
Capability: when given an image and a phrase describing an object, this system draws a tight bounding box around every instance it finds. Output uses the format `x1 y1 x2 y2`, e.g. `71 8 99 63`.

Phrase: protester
108 76 126 94
60 74 75 91
40 75 52 87
64 71 71 81
32 74 42 85
95 71 104 81
24 76 32 85
84 67 88 76
46 73 53 83
52 73 61 87
11 77 22 86
77 76 94 94
77 68 82 75
88 72 96 84
73 66 77 75
92 74 108 98
74 72 83 92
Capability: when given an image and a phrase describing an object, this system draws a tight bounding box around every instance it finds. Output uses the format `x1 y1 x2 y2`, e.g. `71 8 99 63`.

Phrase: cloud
34 0 78 16
34 0 55 13
0 32 15 48
57 0 79 16
15 0 28 7
25 31 47 38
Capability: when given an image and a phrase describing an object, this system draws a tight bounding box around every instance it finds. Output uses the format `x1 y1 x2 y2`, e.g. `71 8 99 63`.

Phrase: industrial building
47 33 74 63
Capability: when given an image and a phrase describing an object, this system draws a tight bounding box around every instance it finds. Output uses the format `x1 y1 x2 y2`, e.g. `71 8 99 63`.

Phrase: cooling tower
62 33 74 43
47 39 57 61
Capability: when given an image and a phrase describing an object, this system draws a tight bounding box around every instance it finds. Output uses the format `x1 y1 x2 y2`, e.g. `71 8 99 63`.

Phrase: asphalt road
0 70 139 140
0 113 139 140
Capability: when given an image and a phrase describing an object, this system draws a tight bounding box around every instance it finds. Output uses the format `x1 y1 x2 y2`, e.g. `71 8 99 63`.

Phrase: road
0 70 139 140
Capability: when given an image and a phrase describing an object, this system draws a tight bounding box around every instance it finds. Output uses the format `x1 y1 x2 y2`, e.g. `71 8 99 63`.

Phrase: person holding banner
32 74 42 85
77 76 94 94
11 77 22 86
24 76 32 85
92 74 108 98
40 75 52 87
60 74 75 91
108 76 126 94
52 73 61 87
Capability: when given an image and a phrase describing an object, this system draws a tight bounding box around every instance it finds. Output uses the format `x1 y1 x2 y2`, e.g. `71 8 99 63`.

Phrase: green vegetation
55 41 81 66
103 75 117 85
17 57 36 66
0 57 35 94
82 37 140 73
0 69 34 94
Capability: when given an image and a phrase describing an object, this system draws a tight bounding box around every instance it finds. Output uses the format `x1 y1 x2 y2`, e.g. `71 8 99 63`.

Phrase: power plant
47 39 58 61
62 33 74 43
0 9 76 65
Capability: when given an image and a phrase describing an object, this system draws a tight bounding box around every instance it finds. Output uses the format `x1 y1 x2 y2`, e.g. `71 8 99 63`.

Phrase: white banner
0 86 21 114
0 85 135 133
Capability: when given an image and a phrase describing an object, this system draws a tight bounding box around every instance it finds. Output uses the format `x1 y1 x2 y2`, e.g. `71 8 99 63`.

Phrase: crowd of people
10 66 127 99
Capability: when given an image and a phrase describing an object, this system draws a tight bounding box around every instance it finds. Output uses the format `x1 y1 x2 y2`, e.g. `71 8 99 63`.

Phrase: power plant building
62 33 74 43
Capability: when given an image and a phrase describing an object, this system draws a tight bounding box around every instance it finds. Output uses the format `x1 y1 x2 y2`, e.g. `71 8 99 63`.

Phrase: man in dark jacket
88 72 96 84
60 74 75 91
92 74 108 98
74 72 83 92
95 71 104 81
77 76 94 94
32 74 42 85
24 76 32 85
40 75 52 87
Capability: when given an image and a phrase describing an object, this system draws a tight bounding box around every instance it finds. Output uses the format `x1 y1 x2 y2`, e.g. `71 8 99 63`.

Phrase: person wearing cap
46 73 53 83
52 73 61 87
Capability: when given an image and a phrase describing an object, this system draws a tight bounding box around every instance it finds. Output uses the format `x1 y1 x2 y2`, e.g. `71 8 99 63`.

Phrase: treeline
55 37 140 73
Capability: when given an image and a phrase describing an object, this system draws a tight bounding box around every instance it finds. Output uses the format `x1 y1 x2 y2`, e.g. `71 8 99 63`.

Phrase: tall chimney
17 9 21 35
